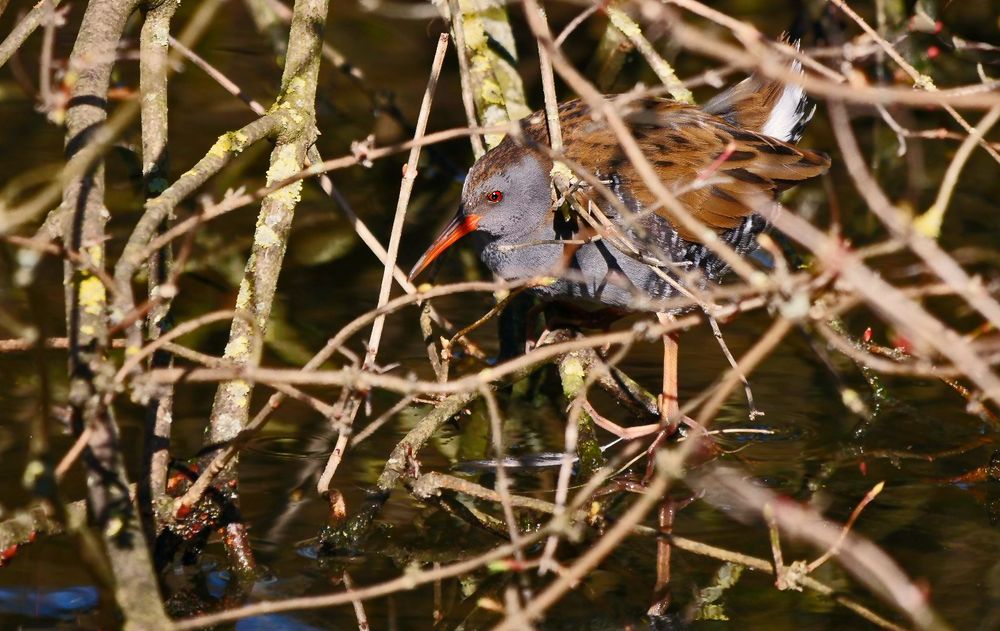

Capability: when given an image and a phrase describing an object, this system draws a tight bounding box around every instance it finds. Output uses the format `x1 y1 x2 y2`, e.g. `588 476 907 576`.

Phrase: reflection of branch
768 201 1000 418
808 481 885 573
692 466 939 629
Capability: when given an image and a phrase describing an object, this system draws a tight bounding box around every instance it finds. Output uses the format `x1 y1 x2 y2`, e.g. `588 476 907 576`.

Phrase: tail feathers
702 41 815 145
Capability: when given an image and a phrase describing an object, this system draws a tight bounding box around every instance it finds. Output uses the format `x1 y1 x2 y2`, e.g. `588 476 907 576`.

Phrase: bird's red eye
486 190 503 203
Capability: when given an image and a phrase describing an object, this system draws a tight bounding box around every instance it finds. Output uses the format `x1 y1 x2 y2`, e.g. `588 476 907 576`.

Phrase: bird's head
408 140 552 281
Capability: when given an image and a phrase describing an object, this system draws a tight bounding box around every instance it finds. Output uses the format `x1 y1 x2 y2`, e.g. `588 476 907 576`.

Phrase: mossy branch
207 0 328 447
442 0 531 148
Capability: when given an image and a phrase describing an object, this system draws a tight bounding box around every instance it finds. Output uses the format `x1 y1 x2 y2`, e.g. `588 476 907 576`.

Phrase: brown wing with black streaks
520 97 830 241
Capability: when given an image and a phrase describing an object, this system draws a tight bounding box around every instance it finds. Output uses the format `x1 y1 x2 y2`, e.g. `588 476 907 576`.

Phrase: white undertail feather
761 57 815 144
700 39 817 145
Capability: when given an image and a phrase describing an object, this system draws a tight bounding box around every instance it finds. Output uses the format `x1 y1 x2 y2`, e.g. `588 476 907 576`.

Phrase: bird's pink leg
656 312 680 427
582 401 660 439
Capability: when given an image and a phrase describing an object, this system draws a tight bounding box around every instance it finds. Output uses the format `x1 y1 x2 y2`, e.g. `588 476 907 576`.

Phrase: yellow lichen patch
284 75 306 97
264 145 304 207
207 133 233 159
606 5 641 38
550 161 574 182
228 379 252 405
562 356 585 381
478 76 504 107
255 224 281 248
78 276 106 316
234 283 253 310
463 15 487 50
224 334 251 359
912 205 943 239
86 245 103 265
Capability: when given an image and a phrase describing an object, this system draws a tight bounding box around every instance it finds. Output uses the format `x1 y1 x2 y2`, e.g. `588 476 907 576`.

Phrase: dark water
1 1 999 629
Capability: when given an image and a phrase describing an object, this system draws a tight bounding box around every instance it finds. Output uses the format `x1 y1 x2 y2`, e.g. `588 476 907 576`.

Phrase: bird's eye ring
486 190 503 204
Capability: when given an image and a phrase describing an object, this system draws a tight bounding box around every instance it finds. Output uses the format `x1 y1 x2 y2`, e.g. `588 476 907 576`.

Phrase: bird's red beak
408 212 481 281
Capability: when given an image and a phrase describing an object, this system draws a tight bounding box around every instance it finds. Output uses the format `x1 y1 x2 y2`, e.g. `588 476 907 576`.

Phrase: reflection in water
0 586 98 620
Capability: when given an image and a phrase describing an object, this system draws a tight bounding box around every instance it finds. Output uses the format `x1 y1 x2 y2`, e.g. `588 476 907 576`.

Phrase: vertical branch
441 0 531 149
316 34 449 495
647 500 676 616
60 0 170 626
137 0 180 531
532 2 562 153
205 0 328 579
208 0 328 445
443 0 485 158
209 0 327 443
364 33 449 367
